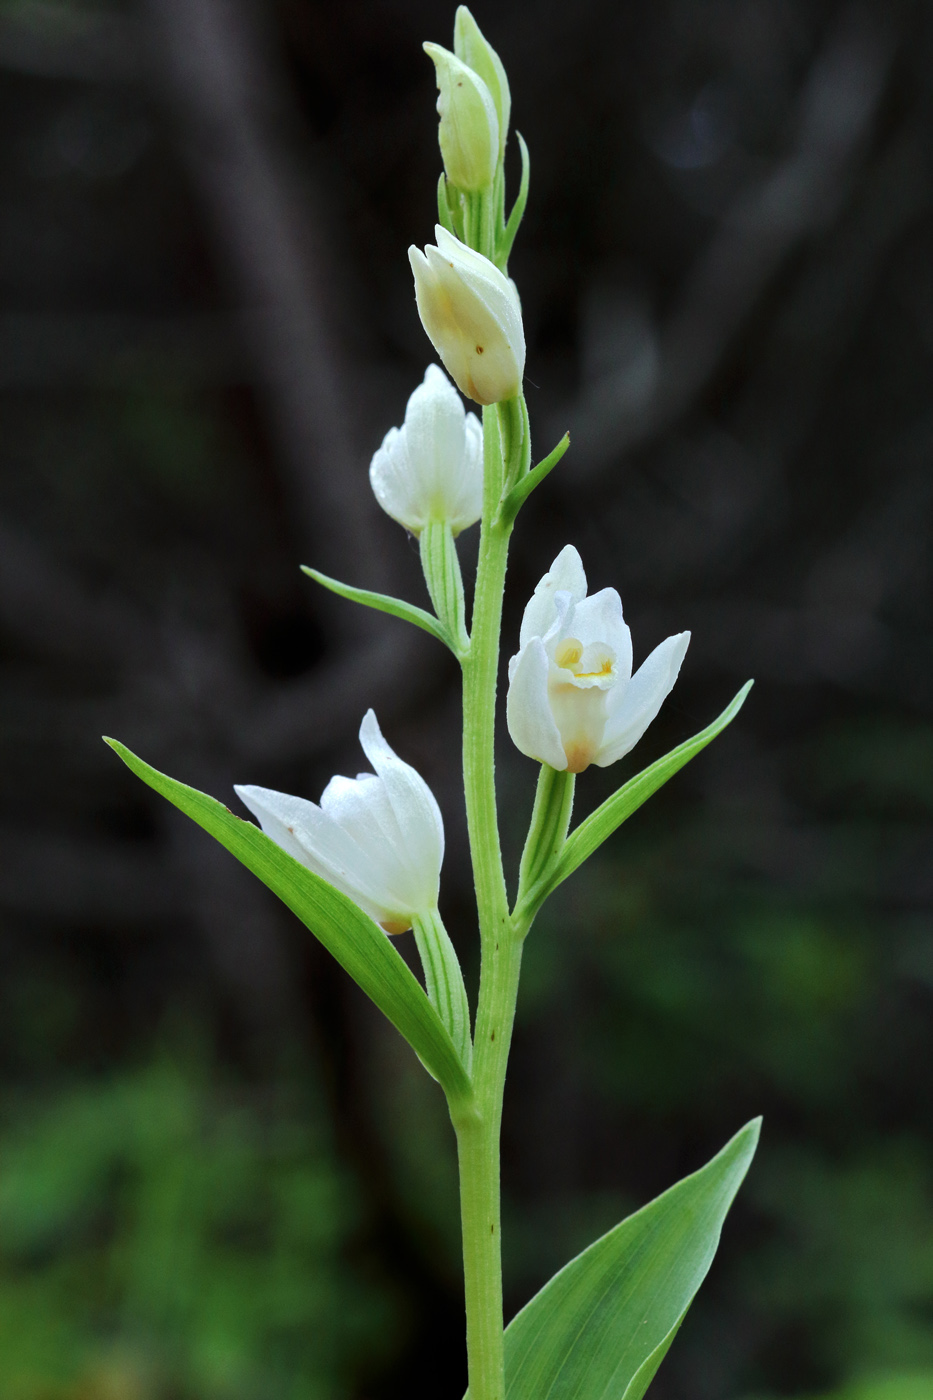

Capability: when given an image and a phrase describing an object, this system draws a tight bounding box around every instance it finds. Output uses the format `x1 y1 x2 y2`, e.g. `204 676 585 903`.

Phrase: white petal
594 632 691 767
520 545 588 648
319 773 414 905
233 783 397 921
358 710 444 908
404 364 468 509
569 588 632 677
431 227 526 388
506 638 568 769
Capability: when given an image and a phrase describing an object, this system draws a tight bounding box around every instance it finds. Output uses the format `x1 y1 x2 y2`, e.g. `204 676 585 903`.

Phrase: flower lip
553 636 618 687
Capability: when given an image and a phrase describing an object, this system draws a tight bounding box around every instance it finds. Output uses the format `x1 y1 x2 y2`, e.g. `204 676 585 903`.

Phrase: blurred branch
140 0 386 595
565 5 895 474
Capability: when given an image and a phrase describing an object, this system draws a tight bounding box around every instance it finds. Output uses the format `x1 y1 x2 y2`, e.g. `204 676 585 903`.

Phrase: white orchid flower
408 226 525 406
507 545 690 774
235 710 443 935
369 365 483 536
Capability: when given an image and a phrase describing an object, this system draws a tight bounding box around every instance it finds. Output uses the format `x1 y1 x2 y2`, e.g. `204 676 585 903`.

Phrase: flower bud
424 42 498 193
408 225 525 405
235 710 444 936
507 545 690 773
453 7 510 159
369 365 483 536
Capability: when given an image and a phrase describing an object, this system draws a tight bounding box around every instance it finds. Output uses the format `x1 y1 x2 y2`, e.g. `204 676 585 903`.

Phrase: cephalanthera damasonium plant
107 11 759 1399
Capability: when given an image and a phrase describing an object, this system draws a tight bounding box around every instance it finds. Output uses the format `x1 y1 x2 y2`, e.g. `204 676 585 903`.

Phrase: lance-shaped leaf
497 132 530 271
498 432 570 526
301 566 455 652
105 740 473 1104
498 1118 760 1400
515 682 752 924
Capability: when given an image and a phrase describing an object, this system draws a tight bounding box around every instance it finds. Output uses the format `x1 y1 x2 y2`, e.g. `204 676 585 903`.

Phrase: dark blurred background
1 0 932 1397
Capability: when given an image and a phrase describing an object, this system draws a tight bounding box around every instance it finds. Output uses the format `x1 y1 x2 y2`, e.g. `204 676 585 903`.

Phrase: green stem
466 189 496 261
454 402 522 1400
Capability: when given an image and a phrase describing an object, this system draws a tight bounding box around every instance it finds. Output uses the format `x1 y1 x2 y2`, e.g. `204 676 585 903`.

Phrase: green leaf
499 433 570 525
501 1118 761 1400
301 566 455 652
104 740 473 1105
518 682 752 922
498 132 529 270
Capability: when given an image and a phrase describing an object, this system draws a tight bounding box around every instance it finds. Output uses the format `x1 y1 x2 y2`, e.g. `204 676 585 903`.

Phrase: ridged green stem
454 400 523 1400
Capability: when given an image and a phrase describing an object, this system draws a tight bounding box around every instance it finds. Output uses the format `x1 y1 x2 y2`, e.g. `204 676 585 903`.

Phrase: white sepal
408 226 525 405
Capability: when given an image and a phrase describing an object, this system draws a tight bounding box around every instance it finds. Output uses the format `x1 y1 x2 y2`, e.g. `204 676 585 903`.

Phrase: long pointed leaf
550 682 752 896
301 566 454 652
105 740 473 1104
499 433 570 526
501 1118 760 1400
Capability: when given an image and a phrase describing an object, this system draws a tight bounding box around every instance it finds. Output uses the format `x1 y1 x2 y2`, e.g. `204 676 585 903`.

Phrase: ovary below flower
369 364 482 535
408 225 525 405
235 710 443 935
507 545 690 773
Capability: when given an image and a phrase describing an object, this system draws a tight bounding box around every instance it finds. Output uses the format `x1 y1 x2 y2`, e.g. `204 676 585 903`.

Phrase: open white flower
235 710 443 935
507 545 690 773
408 226 525 405
369 365 483 535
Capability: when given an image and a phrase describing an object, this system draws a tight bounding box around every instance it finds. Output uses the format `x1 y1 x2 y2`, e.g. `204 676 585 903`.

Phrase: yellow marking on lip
575 658 614 679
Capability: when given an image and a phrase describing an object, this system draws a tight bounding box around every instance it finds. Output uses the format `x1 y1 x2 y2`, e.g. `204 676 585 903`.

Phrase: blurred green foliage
0 1047 398 1400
